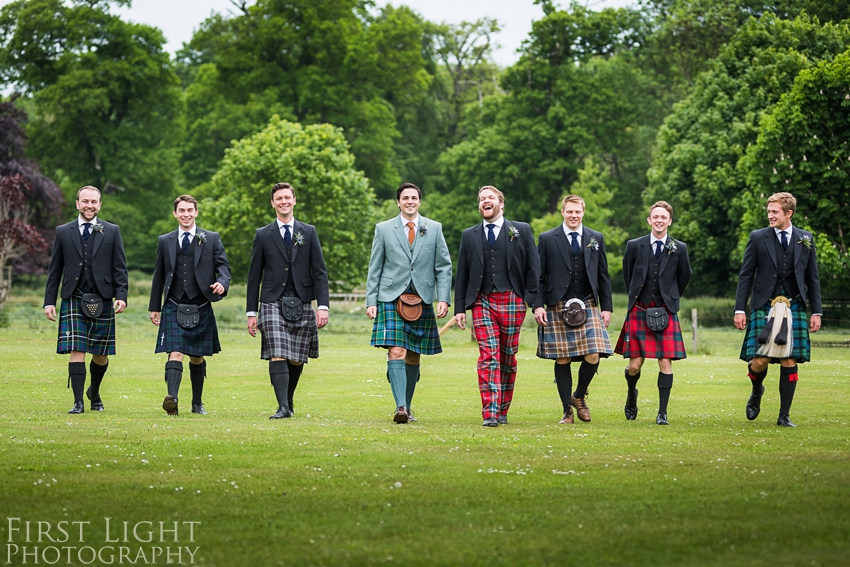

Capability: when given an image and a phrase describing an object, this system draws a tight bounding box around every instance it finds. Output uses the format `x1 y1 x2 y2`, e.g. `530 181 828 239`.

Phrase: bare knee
388 347 407 361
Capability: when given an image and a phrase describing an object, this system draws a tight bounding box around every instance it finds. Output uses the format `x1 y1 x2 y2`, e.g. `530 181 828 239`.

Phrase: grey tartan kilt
536 297 613 360
258 300 318 362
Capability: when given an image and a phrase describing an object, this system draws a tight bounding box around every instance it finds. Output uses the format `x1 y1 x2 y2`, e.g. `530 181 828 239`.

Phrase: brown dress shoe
393 406 409 424
571 395 591 422
559 408 574 424
162 395 178 416
407 409 417 422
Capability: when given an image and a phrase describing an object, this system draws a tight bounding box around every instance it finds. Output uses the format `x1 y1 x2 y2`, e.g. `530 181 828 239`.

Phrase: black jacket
622 234 691 313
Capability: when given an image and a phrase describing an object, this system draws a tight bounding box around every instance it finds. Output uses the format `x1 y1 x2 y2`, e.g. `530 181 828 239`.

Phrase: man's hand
534 307 547 326
366 305 377 319
733 313 747 330
114 299 127 314
454 313 466 330
316 309 329 329
437 301 449 318
601 310 612 328
150 311 160 326
210 282 225 295
810 314 822 333
44 306 56 322
247 315 258 337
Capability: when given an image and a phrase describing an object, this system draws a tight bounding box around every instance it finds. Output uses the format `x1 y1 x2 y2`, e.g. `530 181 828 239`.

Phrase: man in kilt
149 195 231 416
366 182 452 424
615 201 691 425
734 192 822 427
43 186 128 414
455 186 540 427
534 195 613 424
247 182 329 419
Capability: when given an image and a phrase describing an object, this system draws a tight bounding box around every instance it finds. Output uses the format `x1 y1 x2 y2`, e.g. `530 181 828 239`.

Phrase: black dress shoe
498 415 508 425
86 386 104 411
393 406 409 424
191 403 207 415
162 395 178 416
482 417 498 427
656 412 668 425
269 407 292 419
777 415 796 427
746 384 764 420
68 401 84 414
624 388 638 420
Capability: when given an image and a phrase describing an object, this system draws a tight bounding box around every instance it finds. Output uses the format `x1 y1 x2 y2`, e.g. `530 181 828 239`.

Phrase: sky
0 0 636 67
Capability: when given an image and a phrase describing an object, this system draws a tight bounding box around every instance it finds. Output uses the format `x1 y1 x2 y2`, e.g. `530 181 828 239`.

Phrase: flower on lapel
665 240 678 255
587 237 599 251
419 223 428 237
798 235 812 249
294 232 305 246
508 225 520 241
91 222 104 233
197 231 207 245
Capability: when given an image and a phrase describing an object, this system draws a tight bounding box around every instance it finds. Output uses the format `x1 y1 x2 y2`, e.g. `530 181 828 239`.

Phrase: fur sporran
562 298 587 327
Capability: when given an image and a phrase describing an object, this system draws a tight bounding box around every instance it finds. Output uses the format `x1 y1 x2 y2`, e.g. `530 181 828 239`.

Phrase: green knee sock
405 363 420 410
387 360 407 409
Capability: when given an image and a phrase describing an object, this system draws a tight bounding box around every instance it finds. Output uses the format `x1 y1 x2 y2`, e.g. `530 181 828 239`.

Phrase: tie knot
570 231 579 238
407 222 415 229
84 223 91 229
487 224 496 230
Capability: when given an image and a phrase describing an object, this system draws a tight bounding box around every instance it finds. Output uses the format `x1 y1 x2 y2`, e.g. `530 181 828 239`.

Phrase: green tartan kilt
740 297 811 363
154 300 221 357
370 301 442 355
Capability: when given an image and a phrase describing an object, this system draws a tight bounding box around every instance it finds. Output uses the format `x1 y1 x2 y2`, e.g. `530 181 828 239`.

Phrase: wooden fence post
691 308 698 353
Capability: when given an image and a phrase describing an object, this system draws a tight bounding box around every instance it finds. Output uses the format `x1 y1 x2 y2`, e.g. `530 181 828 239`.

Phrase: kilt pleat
259 300 319 362
370 301 442 355
155 300 221 357
536 297 613 360
614 303 686 360
57 292 116 356
740 297 811 363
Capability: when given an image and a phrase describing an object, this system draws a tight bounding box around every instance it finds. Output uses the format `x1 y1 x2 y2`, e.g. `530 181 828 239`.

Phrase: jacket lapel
505 221 514 271
90 223 103 257
474 224 484 265
394 216 413 260
193 227 204 268
658 236 671 275
556 228 573 271
167 230 177 272
270 222 288 260
582 230 594 271
411 217 425 264
290 221 301 263
764 228 778 268
70 222 83 258
637 235 650 285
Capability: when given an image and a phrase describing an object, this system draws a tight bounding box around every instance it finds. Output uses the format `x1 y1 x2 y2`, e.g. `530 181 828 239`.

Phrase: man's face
647 207 672 237
767 202 793 230
271 188 296 220
173 201 198 231
478 189 502 221
76 189 102 222
562 201 584 230
397 188 420 220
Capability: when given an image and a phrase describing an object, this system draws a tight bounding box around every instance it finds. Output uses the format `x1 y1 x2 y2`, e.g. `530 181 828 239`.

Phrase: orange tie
407 222 415 245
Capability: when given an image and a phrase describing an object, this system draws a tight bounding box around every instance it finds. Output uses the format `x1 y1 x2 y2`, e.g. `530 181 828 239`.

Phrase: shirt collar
774 223 793 237
482 216 504 229
180 226 197 238
401 214 420 228
277 218 295 231
78 216 98 227
651 234 667 246
562 224 583 238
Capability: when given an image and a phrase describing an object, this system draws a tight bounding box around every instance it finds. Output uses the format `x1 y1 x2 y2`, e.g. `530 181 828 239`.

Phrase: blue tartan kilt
155 300 221 357
370 301 442 355
740 297 811 363
57 291 116 356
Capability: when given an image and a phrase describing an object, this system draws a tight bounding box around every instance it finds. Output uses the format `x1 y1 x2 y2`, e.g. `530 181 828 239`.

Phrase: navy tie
283 224 292 248
82 223 91 242
486 224 496 247
570 232 580 254
654 240 663 259
181 232 190 252
780 230 788 250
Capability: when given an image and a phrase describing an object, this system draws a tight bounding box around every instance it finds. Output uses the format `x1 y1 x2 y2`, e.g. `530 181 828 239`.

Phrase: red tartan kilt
614 304 687 360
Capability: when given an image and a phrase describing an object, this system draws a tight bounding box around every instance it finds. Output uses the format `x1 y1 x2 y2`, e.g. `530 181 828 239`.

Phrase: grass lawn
1 289 848 566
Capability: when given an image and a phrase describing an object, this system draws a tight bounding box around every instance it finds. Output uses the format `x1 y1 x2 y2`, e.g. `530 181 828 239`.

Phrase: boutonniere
197 232 207 245
92 222 104 233
294 232 305 246
798 235 812 249
508 225 520 241
586 237 599 251
665 240 678 255
419 223 428 237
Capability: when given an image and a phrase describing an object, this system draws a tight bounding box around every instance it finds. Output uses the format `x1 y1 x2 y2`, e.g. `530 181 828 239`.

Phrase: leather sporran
81 293 104 319
645 307 669 332
176 304 200 329
562 298 587 327
396 293 423 322
280 297 304 322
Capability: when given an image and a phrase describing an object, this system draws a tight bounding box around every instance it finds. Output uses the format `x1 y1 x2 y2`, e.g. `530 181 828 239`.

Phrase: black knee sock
269 360 290 411
575 360 599 399
658 372 673 414
778 365 798 417
625 368 640 393
287 361 304 411
89 360 107 399
69 362 86 403
554 363 572 413
165 361 183 400
748 363 768 392
189 360 206 406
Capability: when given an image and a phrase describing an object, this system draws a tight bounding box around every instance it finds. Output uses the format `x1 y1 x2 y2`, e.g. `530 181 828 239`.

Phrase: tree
202 116 376 287
645 14 850 296
741 49 850 297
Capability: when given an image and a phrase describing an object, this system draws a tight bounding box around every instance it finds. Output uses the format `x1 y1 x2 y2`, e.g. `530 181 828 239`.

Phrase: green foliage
741 50 850 296
203 116 376 288
646 14 850 296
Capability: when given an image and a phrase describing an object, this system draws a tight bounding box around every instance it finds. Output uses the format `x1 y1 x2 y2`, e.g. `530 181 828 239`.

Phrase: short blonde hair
478 185 504 203
649 200 673 218
561 194 585 211
767 192 796 214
